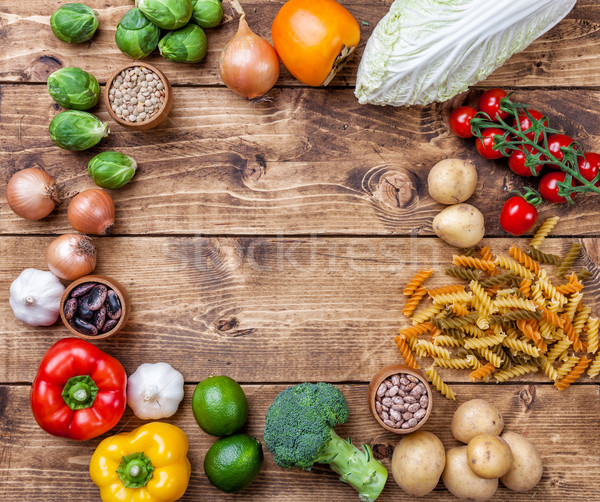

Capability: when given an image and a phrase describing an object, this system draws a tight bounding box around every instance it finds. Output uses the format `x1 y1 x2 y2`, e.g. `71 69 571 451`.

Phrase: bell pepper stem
117 452 155 488
61 375 99 410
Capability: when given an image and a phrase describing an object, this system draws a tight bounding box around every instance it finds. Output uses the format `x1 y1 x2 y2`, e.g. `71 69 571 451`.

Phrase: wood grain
2 86 600 236
1 236 598 384
0 1 598 87
0 383 598 501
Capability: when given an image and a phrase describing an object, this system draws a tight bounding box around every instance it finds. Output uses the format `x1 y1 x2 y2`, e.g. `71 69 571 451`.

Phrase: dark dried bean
93 306 106 330
402 411 413 421
87 285 108 311
407 375 418 383
391 396 404 405
71 282 96 298
382 405 389 412
384 419 395 427
375 401 382 413
397 388 407 397
385 380 393 388
381 397 393 407
63 298 77 320
381 411 389 420
399 377 410 386
377 383 387 397
77 296 94 320
408 403 421 413
73 317 98 336
375 394 381 402
101 319 118 333
388 386 399 397
407 418 418 427
106 290 122 319
394 403 409 413
405 382 417 391
414 408 427 420
420 395 429 408
403 395 417 404
401 422 411 429
389 409 402 421
391 374 400 386
410 386 424 397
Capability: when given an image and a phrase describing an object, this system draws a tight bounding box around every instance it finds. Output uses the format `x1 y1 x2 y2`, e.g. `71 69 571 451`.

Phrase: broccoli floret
263 382 388 501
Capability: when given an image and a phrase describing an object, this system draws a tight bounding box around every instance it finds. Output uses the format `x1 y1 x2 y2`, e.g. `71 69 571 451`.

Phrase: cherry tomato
478 88 509 121
449 106 477 138
577 152 600 184
508 145 543 177
500 196 538 236
272 0 360 86
513 109 548 142
545 134 575 167
475 128 507 159
539 171 574 204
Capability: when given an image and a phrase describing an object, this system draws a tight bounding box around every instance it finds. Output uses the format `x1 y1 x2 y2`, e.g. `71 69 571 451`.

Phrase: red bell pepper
30 337 127 441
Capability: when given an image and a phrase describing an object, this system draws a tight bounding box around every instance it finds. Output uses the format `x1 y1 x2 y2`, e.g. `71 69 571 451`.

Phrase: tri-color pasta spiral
411 304 443 325
477 347 504 368
586 317 599 354
415 340 451 359
494 256 534 280
445 266 481 281
398 322 434 339
555 356 580 380
433 357 472 369
555 356 590 390
509 244 541 275
394 336 420 369
469 362 496 382
425 366 456 400
464 333 507 350
556 242 582 278
402 269 433 296
494 364 538 383
529 216 560 249
479 272 517 289
402 285 428 317
428 284 465 297
433 335 463 347
502 337 540 358
527 247 562 265
587 352 600 378
452 256 496 273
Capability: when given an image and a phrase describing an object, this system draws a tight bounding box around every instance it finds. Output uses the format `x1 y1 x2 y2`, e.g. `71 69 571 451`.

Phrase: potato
467 434 513 479
500 431 543 492
433 204 485 248
428 158 478 205
451 399 504 443
442 446 498 502
391 431 446 496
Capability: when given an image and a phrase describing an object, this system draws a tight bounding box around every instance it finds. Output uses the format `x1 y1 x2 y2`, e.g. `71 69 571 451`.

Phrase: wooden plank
1 236 599 384
0 1 598 87
0 383 598 501
2 86 600 236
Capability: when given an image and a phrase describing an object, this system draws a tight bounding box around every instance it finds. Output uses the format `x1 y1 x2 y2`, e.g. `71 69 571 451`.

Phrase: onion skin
6 168 60 220
68 189 115 235
219 14 280 100
46 234 97 281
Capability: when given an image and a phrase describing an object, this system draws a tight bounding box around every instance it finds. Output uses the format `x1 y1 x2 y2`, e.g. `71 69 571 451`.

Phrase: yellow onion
219 14 280 100
6 168 61 220
46 234 97 280
68 188 115 235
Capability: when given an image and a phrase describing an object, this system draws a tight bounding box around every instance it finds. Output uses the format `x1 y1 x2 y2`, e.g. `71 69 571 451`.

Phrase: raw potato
428 158 477 205
443 446 498 502
451 399 504 443
433 204 485 248
391 431 446 496
467 434 513 479
500 431 543 492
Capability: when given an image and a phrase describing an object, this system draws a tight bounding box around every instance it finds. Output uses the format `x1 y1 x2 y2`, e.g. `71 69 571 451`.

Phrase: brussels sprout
135 0 192 30
158 24 207 63
191 0 223 28
50 3 99 44
88 152 137 189
47 67 100 110
49 110 109 151
115 8 161 59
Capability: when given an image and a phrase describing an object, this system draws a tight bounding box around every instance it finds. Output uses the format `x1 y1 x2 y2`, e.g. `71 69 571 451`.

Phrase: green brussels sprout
49 110 109 151
47 67 100 110
88 151 137 189
50 3 99 44
191 0 223 28
158 25 207 63
135 0 192 30
115 8 161 59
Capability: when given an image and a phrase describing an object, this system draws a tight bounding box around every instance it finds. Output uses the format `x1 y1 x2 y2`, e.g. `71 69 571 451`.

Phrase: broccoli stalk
263 382 388 501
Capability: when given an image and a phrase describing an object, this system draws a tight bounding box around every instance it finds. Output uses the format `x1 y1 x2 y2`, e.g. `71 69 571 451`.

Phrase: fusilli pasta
425 366 456 400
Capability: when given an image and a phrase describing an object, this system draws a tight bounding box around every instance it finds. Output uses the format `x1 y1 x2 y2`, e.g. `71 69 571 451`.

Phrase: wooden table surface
1 1 600 501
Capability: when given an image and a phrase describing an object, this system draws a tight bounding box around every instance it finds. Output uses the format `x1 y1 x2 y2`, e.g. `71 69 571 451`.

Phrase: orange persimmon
272 0 360 87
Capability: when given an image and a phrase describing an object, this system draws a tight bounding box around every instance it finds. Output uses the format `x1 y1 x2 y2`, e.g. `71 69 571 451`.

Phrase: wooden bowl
368 364 433 434
104 62 172 130
60 275 129 340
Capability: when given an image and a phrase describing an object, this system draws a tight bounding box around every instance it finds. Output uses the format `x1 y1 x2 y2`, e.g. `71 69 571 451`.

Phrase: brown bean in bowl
368 364 433 434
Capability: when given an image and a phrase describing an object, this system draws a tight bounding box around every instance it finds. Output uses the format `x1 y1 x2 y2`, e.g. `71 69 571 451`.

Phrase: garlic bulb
9 268 65 326
127 362 184 419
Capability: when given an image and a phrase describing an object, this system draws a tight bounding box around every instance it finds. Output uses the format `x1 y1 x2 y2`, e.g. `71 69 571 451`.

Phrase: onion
6 168 61 220
46 234 97 281
68 188 115 235
219 14 280 100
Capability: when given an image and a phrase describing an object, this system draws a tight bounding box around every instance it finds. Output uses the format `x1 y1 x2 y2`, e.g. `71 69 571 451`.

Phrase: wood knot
519 385 536 410
370 169 418 210
26 55 63 81
242 155 266 183
216 318 238 331
371 442 394 460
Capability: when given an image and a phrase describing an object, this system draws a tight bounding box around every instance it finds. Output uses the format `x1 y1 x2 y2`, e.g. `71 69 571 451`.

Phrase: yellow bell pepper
89 422 191 502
